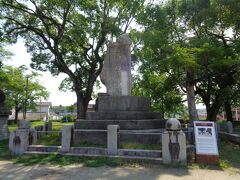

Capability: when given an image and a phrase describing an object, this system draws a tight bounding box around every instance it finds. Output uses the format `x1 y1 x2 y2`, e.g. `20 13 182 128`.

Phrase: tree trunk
206 103 221 122
186 71 199 125
206 108 217 121
224 101 233 121
76 94 89 119
14 106 20 124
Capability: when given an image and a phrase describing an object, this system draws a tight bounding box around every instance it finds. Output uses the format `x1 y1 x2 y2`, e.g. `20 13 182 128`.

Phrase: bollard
107 125 120 155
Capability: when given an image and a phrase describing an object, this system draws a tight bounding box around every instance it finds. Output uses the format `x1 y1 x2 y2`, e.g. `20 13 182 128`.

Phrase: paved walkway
0 160 240 180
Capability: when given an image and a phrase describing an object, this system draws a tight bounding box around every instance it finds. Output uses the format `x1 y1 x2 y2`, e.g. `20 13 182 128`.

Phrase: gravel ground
0 160 240 180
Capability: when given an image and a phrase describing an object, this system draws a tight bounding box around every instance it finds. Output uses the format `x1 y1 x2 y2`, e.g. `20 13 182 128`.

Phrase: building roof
36 102 52 107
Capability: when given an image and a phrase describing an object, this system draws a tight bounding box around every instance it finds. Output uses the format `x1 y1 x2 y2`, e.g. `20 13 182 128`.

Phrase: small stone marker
107 125 120 155
44 120 52 135
29 128 37 145
61 125 73 153
225 121 234 134
162 118 187 165
18 119 30 129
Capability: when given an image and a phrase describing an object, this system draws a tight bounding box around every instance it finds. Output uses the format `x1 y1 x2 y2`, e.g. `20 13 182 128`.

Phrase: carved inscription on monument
100 34 132 96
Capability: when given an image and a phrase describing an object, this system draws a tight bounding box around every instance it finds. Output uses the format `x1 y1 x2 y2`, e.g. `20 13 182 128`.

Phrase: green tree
132 71 185 119
178 0 240 121
0 65 49 122
131 2 199 122
133 0 240 122
0 0 144 119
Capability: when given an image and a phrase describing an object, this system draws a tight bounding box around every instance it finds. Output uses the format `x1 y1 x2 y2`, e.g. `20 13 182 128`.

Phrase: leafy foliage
0 0 144 118
0 65 49 121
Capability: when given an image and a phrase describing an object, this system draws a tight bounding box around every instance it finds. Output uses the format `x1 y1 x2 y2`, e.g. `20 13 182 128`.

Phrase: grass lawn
8 120 74 132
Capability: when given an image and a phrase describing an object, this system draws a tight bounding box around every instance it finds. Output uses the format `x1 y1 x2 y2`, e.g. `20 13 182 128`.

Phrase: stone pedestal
96 96 150 112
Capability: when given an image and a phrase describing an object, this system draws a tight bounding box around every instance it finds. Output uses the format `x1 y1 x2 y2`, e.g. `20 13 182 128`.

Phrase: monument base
196 154 219 165
96 96 150 112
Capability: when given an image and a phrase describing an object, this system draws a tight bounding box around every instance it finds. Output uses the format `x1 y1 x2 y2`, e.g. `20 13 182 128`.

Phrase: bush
61 115 76 122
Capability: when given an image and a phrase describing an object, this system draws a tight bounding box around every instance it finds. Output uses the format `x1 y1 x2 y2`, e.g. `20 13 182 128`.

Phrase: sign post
194 121 219 165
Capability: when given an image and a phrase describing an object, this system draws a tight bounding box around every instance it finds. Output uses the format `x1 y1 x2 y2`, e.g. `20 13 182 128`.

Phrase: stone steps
74 119 166 130
24 150 162 162
27 145 60 152
25 145 163 162
86 112 163 120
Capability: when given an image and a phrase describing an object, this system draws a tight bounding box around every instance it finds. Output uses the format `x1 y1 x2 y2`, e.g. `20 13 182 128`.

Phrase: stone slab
74 119 166 130
100 34 132 96
219 131 240 144
107 125 119 155
96 96 150 112
61 125 73 153
86 112 163 120
118 149 161 157
27 145 60 152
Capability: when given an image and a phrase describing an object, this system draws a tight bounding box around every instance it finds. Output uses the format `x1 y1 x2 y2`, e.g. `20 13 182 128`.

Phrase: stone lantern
0 90 12 140
162 118 187 165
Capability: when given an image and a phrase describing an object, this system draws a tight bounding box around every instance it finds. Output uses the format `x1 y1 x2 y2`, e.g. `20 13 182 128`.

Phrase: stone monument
0 89 11 140
100 34 132 96
74 34 164 145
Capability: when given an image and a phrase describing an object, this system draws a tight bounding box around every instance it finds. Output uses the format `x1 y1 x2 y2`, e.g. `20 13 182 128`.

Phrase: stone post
107 125 120 155
162 118 187 165
9 129 29 155
0 89 11 140
60 125 73 153
225 121 234 134
9 119 31 155
29 128 37 145
18 119 30 129
44 120 52 135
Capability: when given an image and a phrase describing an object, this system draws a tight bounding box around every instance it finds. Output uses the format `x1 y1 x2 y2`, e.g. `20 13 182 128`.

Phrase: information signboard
194 121 218 155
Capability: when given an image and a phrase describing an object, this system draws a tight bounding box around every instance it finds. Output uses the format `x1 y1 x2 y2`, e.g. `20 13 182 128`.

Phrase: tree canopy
131 0 240 121
0 65 49 122
0 0 144 119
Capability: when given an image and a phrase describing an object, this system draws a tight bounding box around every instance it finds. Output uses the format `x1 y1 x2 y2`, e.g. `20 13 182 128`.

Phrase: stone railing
9 119 188 165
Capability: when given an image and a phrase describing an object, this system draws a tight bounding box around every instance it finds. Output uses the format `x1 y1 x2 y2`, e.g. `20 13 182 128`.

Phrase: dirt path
0 160 240 180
